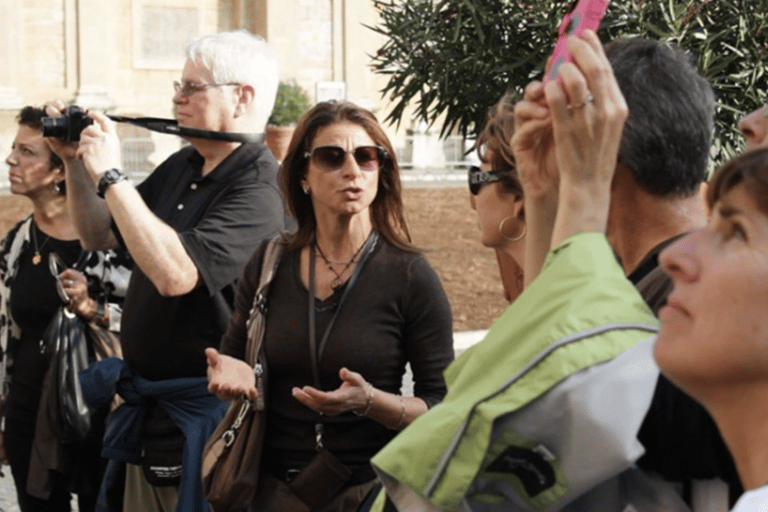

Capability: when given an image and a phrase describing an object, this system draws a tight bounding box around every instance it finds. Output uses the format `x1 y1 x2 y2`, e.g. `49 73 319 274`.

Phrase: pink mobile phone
545 0 610 83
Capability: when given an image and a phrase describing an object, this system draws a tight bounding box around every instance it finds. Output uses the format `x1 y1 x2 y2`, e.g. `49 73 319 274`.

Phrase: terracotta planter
265 125 295 162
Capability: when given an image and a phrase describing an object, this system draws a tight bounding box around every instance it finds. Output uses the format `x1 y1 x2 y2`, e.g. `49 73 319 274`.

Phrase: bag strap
244 236 287 367
307 231 379 387
306 231 378 452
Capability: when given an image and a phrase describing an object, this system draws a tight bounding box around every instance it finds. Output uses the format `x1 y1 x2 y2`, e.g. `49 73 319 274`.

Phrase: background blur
0 0 476 190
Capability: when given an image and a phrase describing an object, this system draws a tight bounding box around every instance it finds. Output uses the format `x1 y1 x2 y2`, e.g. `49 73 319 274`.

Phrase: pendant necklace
315 239 367 291
30 222 51 265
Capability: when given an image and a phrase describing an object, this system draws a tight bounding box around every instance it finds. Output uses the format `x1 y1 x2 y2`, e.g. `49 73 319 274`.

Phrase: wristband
391 395 406 430
353 382 374 417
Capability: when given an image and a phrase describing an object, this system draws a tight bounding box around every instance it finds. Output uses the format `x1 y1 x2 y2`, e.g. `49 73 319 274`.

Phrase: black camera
41 105 93 142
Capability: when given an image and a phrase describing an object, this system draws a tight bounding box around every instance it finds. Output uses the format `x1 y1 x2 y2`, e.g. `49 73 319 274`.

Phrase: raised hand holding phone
545 0 610 85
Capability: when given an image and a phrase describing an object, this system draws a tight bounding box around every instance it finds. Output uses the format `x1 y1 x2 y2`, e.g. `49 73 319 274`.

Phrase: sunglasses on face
304 145 387 171
468 165 506 195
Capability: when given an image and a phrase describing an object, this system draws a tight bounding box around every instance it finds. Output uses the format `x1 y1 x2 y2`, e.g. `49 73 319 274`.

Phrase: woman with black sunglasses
470 92 529 302
206 101 454 512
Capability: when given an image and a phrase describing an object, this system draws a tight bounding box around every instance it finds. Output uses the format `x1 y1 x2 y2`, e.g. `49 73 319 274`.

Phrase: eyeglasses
304 145 387 172
468 165 506 195
173 81 240 96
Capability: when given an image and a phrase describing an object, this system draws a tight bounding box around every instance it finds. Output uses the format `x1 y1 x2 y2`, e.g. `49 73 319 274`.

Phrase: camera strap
107 115 265 143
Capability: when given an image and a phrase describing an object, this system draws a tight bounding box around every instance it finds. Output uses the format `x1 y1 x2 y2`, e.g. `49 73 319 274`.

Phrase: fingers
514 98 549 129
76 111 123 179
543 29 628 205
292 368 372 417
58 269 90 314
523 81 546 104
58 268 86 283
44 100 67 117
206 352 257 402
293 386 348 417
544 80 569 125
43 101 81 160
292 386 322 413
339 367 364 386
557 31 625 112
205 347 220 367
86 110 116 135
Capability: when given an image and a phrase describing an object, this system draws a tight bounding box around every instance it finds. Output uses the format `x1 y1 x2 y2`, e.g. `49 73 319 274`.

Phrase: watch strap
97 168 127 198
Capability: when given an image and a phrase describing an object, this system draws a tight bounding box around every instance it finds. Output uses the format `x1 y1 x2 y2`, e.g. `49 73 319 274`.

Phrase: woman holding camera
206 100 454 512
0 106 131 512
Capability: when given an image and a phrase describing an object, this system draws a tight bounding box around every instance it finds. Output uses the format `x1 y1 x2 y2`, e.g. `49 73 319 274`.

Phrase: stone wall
0 0 457 191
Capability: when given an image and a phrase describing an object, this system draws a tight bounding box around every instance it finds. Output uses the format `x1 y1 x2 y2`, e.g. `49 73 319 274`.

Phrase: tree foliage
369 0 768 167
268 79 312 126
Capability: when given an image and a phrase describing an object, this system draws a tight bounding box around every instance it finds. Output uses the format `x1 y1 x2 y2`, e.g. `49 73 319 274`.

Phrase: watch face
97 168 126 198
105 168 123 182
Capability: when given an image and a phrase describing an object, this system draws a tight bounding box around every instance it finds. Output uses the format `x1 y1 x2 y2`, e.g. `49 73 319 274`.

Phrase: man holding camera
46 30 285 512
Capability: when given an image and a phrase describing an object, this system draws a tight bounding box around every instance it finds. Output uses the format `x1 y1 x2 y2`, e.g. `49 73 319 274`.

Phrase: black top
118 142 285 380
8 227 80 410
630 236 743 504
220 238 454 469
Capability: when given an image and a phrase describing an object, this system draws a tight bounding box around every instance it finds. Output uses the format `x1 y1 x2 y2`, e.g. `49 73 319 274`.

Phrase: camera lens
41 116 69 139
40 106 93 142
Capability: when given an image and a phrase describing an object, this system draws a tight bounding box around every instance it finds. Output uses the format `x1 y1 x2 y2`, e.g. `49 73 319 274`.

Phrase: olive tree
369 0 768 167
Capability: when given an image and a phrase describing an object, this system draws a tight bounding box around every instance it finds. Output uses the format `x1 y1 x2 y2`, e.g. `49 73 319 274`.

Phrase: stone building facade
0 0 412 188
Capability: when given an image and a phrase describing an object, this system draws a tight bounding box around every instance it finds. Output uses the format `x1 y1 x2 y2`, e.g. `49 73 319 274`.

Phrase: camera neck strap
107 115 265 144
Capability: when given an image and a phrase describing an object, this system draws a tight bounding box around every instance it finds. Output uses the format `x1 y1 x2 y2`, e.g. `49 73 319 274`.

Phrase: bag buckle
315 423 324 451
222 430 236 448
256 292 268 314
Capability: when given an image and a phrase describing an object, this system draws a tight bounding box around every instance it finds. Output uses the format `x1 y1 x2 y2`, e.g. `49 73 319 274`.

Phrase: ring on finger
567 93 594 110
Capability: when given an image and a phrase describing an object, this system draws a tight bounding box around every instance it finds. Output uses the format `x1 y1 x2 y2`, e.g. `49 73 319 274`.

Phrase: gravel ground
0 468 78 512
0 474 21 512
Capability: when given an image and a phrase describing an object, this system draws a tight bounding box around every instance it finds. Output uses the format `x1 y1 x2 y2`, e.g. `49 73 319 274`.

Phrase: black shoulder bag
41 252 95 442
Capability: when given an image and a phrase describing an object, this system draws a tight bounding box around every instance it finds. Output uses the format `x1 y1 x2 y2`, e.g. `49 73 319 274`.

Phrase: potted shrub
265 79 312 161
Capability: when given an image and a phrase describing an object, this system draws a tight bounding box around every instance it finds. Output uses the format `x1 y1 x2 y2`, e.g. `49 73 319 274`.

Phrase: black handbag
40 252 93 443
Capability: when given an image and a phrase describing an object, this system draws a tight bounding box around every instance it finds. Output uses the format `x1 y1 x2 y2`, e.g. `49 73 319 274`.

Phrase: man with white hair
47 30 286 512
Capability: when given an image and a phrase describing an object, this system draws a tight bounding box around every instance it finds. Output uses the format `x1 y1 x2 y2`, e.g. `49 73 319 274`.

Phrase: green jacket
370 233 660 512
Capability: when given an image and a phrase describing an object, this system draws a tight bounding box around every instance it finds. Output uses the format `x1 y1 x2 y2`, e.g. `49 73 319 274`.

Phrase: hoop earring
499 216 526 242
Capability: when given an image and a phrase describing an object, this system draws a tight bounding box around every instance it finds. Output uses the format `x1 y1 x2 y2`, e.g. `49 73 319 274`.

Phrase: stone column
0 3 23 110
73 0 115 109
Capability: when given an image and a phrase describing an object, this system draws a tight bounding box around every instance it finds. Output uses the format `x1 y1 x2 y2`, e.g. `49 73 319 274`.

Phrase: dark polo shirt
118 142 284 380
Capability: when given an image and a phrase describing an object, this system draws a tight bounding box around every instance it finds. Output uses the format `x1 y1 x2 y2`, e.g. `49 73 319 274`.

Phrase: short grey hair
606 39 715 198
186 30 279 130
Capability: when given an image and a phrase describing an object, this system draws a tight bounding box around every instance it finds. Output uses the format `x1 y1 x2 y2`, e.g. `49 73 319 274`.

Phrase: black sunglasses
468 165 506 195
304 145 387 171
